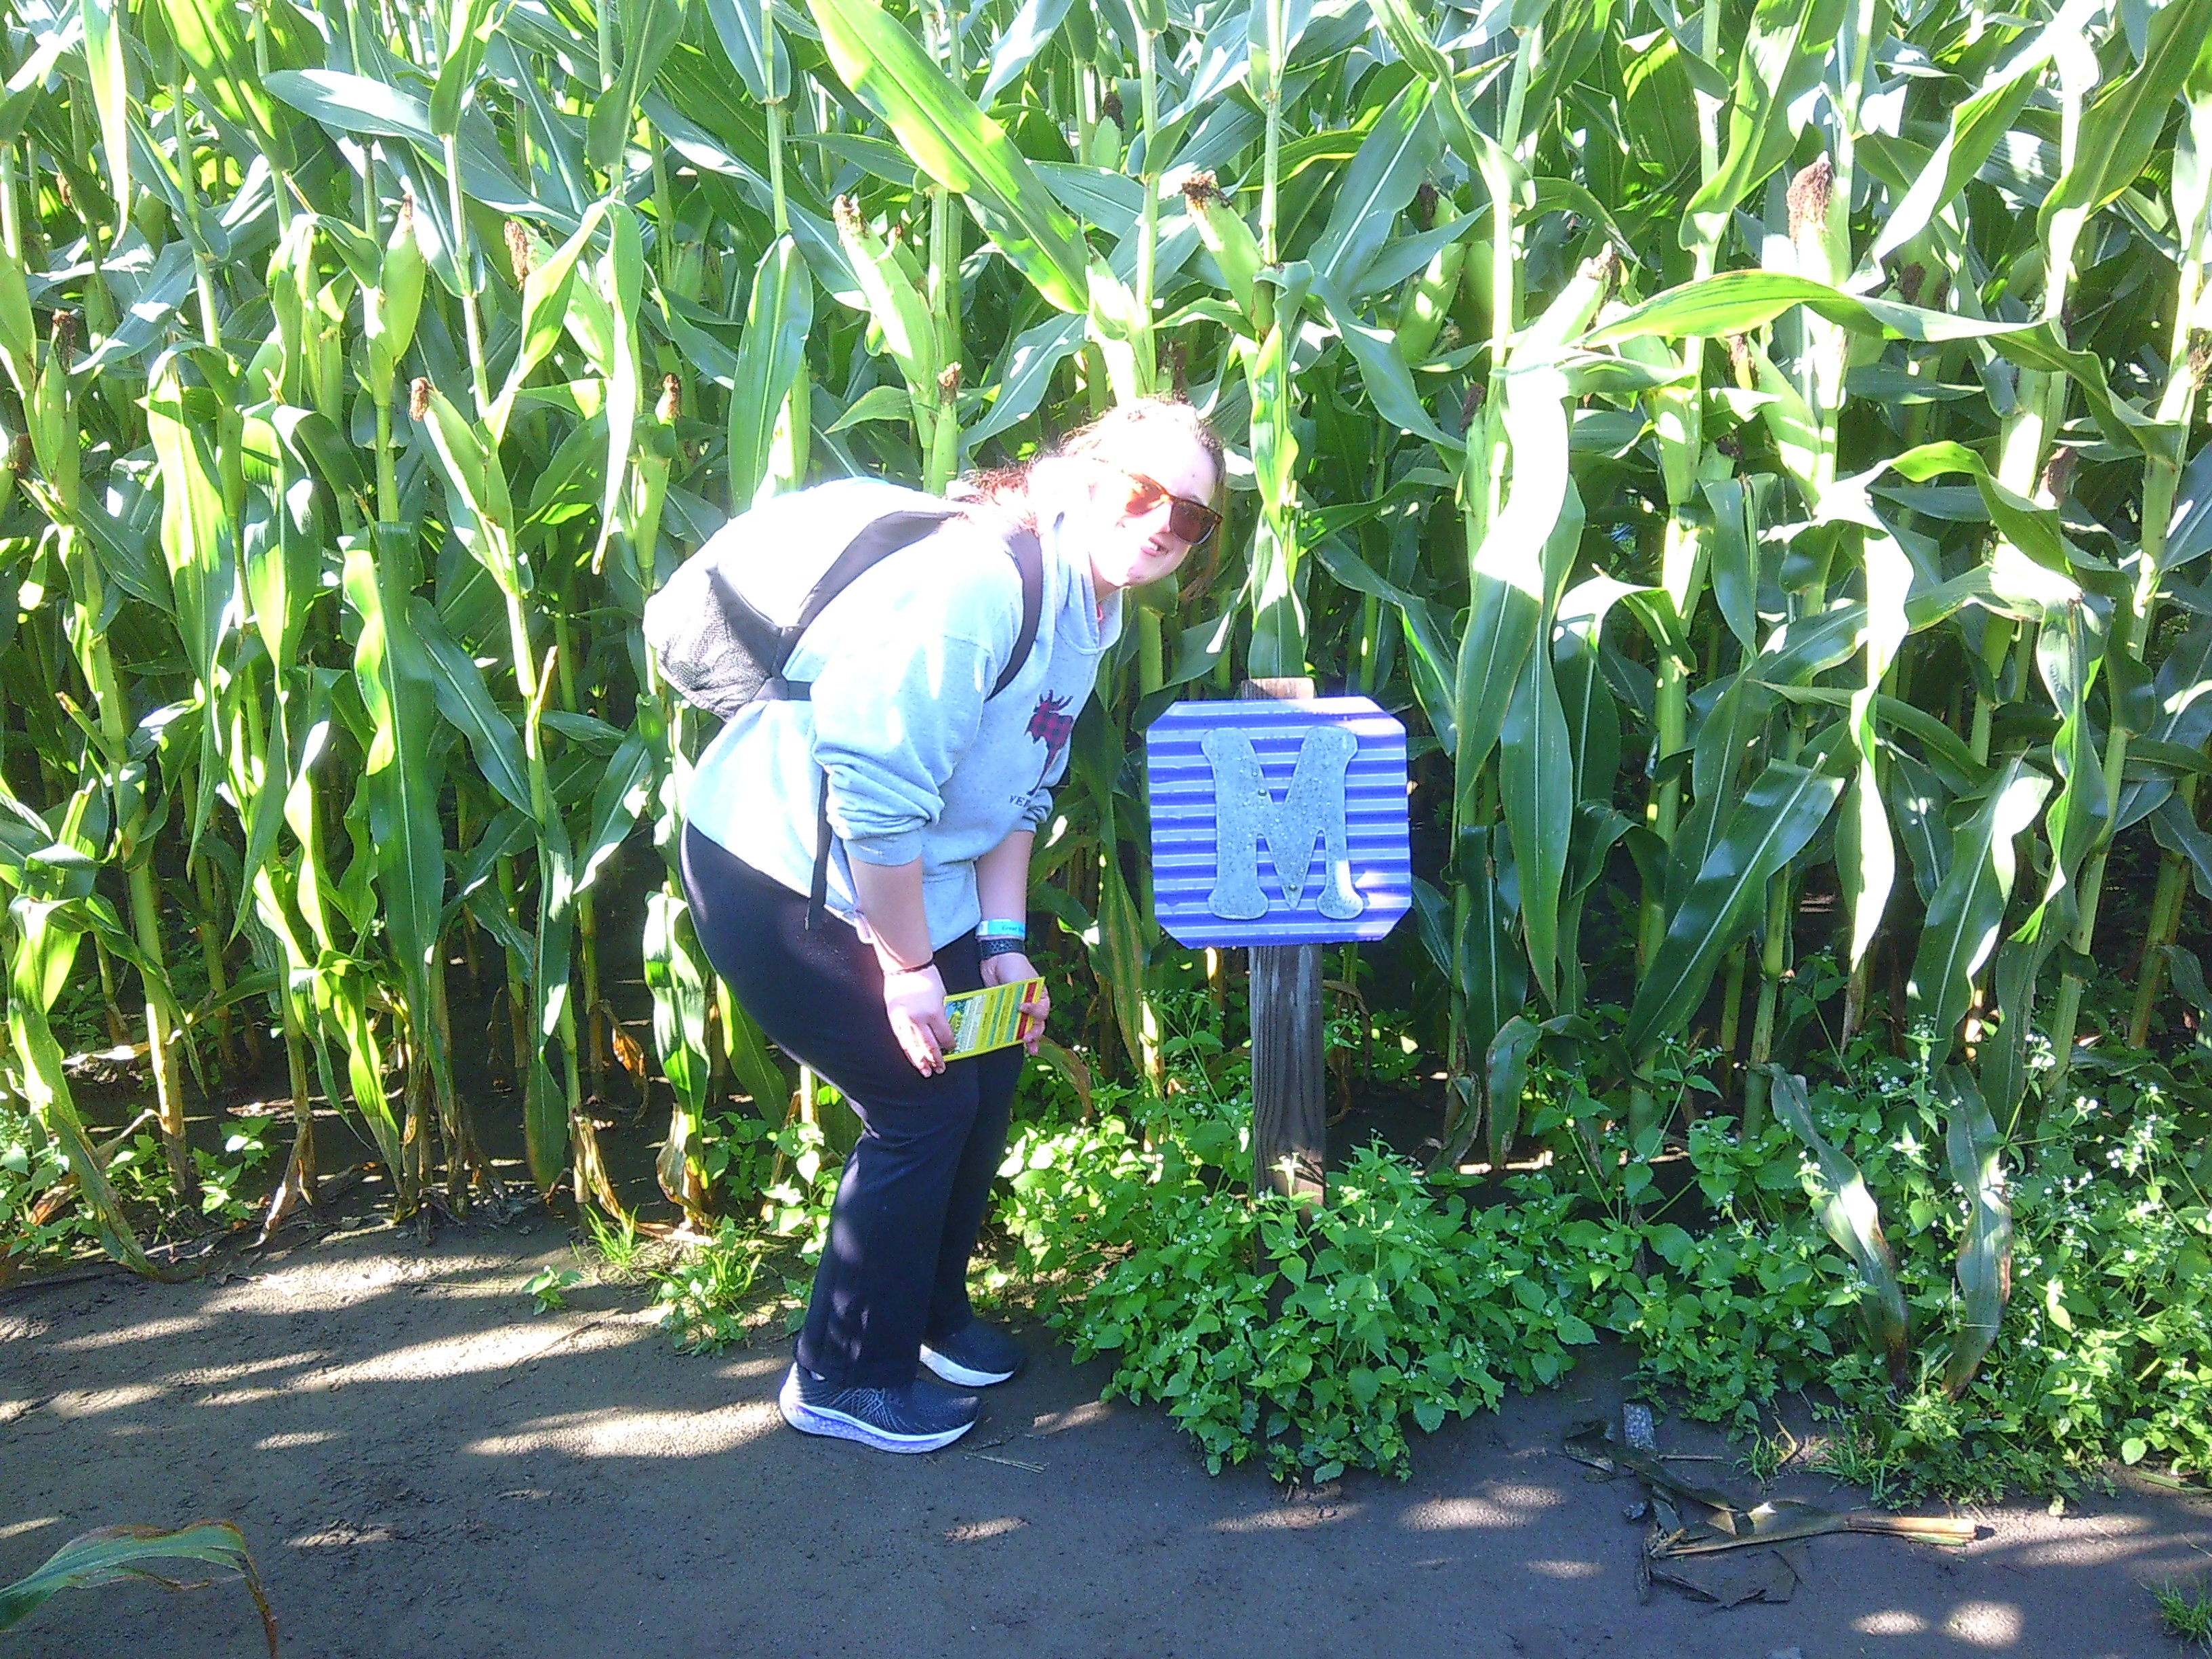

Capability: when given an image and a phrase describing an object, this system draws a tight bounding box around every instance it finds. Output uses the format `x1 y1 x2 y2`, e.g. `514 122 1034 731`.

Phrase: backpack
644 478 1043 716
647 478 1045 923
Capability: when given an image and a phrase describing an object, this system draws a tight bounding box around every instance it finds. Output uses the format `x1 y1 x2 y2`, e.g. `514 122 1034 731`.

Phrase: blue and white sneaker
777 1364 980 1453
920 1319 1027 1387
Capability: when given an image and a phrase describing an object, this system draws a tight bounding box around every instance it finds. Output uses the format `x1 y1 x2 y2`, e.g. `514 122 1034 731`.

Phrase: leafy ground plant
523 1267 583 1314
998 1082 1619 1481
990 983 2212 1499
653 1219 771 1356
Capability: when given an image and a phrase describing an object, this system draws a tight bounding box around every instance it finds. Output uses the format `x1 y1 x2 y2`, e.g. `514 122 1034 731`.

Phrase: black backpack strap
757 508 957 704
790 510 958 638
808 774 836 930
989 531 1044 699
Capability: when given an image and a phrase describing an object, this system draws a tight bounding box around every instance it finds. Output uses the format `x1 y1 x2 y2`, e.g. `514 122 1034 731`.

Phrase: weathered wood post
1240 678 1327 1202
1246 930 1326 1200
1145 687 1412 1206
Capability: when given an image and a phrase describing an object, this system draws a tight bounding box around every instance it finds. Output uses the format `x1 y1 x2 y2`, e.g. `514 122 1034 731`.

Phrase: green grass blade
2039 0 2212 245
410 598 535 819
340 541 449 1057
1454 825 1525 1061
1309 79 1437 291
1586 269 2030 348
78 0 132 242
1681 0 1849 253
643 888 712 1118
1454 362 1571 804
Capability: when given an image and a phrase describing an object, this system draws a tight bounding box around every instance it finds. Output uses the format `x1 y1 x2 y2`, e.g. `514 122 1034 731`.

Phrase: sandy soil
4 1209 2209 1659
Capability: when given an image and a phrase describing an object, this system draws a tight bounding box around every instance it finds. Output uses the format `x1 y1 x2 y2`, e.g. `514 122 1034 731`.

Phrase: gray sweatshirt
685 501 1122 949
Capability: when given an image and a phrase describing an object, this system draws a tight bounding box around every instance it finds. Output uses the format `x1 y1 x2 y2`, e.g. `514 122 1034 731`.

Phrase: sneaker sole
777 1376 977 1454
920 1346 1021 1388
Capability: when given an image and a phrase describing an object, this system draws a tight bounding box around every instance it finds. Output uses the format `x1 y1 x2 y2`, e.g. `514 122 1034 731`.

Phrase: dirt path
4 1212 2207 1659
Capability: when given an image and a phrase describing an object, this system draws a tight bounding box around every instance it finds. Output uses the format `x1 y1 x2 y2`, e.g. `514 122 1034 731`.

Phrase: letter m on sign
1200 726 1363 920
1145 697 1413 948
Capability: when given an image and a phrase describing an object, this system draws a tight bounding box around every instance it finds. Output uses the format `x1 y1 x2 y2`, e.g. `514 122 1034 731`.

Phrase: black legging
680 822 1023 1389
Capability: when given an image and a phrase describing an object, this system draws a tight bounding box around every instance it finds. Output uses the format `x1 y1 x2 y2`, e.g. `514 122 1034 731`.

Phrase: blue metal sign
1145 697 1412 947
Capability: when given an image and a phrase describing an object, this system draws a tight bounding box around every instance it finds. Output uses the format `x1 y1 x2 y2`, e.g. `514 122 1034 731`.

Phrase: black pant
680 823 1021 1388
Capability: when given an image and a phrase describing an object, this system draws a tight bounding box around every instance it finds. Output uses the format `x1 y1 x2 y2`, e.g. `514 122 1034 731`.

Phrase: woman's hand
979 951 1050 1057
883 963 954 1076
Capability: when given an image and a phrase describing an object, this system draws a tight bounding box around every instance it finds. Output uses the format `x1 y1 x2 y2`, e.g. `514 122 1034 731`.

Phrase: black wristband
977 935 1028 959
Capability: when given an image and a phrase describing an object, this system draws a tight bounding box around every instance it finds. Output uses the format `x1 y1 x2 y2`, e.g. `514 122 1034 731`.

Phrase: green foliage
652 1219 771 1355
998 1067 1618 1481
643 1112 846 1354
192 1120 272 1222
4 1096 274 1268
989 988 2212 1498
2154 1580 2212 1649
523 1266 583 1313
1733 1418 1799 1486
581 1206 649 1282
0 1099 96 1263
0 0 2208 1521
1597 1058 2212 1500
1605 1125 1847 1430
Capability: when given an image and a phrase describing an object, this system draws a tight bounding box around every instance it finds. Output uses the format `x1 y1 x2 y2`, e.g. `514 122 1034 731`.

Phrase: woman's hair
961 396 1225 523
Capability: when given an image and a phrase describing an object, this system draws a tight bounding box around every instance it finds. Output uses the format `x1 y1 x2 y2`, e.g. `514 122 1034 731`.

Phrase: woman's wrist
977 916 1027 961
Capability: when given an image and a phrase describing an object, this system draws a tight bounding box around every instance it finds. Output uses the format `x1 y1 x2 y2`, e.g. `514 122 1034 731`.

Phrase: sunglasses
1118 470 1221 547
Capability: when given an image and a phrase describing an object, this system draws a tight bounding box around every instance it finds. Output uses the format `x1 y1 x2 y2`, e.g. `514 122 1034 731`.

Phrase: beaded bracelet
977 936 1028 959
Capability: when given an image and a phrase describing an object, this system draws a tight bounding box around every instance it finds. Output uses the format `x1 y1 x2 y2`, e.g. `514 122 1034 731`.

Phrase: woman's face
1083 428 1221 595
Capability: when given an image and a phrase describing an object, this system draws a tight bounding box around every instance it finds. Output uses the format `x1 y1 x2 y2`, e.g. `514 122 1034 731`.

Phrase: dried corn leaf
1563 1421 1976 1560
1647 1542 1806 1605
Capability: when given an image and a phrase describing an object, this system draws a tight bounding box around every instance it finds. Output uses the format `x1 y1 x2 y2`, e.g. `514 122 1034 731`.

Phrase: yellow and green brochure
943 978 1044 1059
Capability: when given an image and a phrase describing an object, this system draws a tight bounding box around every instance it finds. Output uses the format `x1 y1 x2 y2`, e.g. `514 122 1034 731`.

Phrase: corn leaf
1626 762 1843 1060
1906 755 2052 1048
1767 1067 1912 1387
1586 270 2030 348
0 1519 274 1653
805 0 1090 312
1940 1065 2013 1397
1499 625 1572 1008
1681 0 1849 252
1454 363 1572 808
728 235 815 510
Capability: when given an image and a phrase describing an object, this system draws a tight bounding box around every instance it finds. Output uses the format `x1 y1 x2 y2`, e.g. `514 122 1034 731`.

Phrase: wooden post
1240 678 1326 1204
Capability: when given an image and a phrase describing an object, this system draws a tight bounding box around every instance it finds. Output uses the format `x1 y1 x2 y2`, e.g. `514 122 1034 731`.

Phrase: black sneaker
777 1364 979 1453
920 1319 1027 1387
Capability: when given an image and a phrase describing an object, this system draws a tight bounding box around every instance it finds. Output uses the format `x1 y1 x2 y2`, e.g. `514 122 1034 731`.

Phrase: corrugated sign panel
1145 696 1412 947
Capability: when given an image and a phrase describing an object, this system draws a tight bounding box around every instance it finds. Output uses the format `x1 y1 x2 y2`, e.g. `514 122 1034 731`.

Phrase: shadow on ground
3 1208 2207 1659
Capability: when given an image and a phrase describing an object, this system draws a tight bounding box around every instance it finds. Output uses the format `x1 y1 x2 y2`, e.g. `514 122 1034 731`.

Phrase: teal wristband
977 918 1027 940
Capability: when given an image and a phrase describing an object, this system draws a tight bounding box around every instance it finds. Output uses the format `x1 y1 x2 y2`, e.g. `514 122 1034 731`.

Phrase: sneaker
777 1364 979 1453
920 1319 1027 1387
